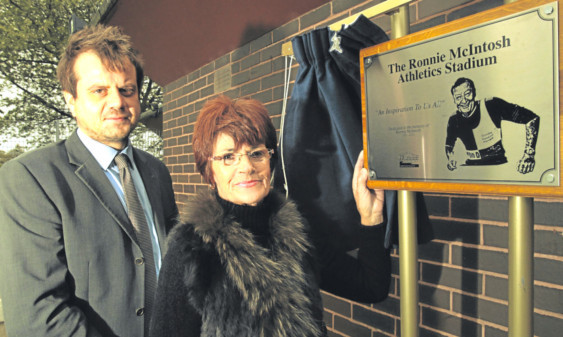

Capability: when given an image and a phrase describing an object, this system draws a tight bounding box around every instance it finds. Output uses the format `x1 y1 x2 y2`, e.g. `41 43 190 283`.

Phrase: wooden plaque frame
360 0 562 198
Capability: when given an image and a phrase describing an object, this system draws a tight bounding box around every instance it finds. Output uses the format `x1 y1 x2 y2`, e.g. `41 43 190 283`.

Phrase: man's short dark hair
451 77 476 96
57 25 144 97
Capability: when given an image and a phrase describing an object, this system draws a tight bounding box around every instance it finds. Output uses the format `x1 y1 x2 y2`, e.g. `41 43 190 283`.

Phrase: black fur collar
174 189 322 336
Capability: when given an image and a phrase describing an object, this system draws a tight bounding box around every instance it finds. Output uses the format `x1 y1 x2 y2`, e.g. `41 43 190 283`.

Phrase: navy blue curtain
275 16 433 251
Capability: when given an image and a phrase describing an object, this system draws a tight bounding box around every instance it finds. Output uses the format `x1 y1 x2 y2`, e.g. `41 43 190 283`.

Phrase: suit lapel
65 132 138 243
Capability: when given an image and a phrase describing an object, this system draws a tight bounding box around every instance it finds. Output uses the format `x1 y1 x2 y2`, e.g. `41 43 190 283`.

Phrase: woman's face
211 133 271 206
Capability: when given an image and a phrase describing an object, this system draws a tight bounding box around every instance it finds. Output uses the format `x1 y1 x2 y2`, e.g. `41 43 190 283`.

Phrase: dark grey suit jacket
0 131 178 337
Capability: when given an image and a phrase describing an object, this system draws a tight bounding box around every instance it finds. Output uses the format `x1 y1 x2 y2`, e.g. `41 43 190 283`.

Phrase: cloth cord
279 54 294 199
114 153 156 334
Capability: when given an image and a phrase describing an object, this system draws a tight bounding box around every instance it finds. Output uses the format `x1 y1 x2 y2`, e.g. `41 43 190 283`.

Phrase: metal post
500 0 533 333
508 196 534 337
391 4 418 337
390 4 410 40
398 190 419 337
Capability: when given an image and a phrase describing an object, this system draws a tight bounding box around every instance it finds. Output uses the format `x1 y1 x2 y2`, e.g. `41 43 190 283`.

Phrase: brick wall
162 0 563 336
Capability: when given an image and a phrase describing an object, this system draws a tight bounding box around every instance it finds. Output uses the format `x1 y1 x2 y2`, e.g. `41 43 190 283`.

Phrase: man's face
63 51 140 150
452 82 476 117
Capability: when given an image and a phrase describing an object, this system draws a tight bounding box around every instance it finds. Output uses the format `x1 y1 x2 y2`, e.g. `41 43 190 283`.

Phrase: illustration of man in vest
445 77 540 174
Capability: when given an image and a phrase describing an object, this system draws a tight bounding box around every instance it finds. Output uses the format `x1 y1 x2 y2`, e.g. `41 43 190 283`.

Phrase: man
0 25 178 336
445 77 540 174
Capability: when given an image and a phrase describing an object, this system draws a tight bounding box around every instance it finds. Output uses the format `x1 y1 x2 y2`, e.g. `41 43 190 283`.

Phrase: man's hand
352 151 385 226
519 117 539 174
445 148 457 171
517 153 535 174
447 159 457 171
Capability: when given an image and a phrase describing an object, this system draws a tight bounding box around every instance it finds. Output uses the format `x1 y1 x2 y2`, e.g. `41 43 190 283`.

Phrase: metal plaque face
363 2 559 187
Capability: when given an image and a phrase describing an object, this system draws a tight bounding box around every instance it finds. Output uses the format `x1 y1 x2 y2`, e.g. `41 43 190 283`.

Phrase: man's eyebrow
87 84 108 90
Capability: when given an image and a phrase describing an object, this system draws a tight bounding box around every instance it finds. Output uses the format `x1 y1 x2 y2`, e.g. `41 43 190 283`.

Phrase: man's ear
62 91 75 116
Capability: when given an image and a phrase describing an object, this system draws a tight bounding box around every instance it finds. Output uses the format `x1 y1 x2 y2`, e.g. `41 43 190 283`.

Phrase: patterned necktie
114 153 156 334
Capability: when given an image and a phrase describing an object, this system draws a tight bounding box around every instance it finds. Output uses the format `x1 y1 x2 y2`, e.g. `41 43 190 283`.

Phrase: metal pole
508 196 534 337
391 5 418 337
500 1 533 335
390 4 410 40
398 190 419 337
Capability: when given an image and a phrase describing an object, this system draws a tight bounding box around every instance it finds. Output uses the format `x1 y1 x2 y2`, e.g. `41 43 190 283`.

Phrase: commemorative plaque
361 0 562 197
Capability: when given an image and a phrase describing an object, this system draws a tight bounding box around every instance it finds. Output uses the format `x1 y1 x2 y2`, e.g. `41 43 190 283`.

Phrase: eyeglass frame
208 148 274 166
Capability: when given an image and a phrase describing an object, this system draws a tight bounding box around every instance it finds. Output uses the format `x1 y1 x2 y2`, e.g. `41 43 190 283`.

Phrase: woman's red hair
193 95 277 185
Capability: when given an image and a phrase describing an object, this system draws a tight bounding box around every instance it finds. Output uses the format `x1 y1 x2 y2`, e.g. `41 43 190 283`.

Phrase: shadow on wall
238 24 276 47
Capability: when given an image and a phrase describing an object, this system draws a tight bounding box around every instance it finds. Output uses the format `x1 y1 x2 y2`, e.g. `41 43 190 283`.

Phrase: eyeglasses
209 148 274 166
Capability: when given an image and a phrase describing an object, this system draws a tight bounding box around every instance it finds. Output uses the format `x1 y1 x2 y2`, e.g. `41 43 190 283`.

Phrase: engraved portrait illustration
444 77 540 174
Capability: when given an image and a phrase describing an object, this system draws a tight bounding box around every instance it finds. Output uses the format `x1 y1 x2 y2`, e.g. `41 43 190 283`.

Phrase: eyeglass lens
215 149 272 166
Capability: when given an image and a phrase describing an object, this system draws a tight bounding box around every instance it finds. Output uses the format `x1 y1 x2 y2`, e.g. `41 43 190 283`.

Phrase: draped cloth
275 15 433 251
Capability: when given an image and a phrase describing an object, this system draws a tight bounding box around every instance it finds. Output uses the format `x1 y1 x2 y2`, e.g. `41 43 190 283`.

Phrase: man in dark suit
0 25 178 336
445 77 540 173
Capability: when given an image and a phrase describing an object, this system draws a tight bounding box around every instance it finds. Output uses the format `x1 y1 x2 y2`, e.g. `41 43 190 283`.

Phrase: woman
150 96 390 337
